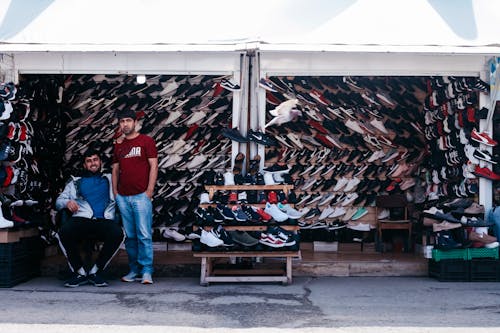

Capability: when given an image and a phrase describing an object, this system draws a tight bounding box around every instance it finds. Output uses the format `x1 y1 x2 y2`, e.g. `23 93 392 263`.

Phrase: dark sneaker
64 274 88 288
263 163 289 173
228 230 259 246
220 78 241 92
221 127 248 143
247 129 279 146
88 273 109 287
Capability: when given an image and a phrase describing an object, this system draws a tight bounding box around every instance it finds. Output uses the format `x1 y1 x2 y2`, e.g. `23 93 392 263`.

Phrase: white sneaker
369 119 389 134
367 150 385 163
263 172 276 185
333 177 349 192
377 209 390 219
200 229 223 247
169 139 186 154
224 171 235 185
286 133 303 149
277 203 306 219
341 193 359 206
238 191 247 203
329 206 346 218
346 119 366 134
161 227 186 242
186 154 207 170
344 177 361 192
318 206 335 220
161 154 182 168
185 111 206 125
342 207 358 222
264 203 288 222
199 192 212 204
163 110 182 125
0 217 13 228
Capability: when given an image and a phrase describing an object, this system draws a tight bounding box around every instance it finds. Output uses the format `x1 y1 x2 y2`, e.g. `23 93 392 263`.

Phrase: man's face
83 154 102 173
119 118 136 135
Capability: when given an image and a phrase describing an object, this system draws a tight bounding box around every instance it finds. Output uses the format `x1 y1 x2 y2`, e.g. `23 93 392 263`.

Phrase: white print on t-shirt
124 147 142 158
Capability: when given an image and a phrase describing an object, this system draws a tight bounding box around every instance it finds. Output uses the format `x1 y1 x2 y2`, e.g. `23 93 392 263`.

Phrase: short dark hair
83 149 100 162
116 109 137 120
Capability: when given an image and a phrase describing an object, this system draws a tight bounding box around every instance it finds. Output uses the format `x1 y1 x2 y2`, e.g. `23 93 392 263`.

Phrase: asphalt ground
0 276 499 332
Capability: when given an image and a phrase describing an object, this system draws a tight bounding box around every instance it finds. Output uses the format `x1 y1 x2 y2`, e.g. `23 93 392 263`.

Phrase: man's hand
145 189 154 199
66 200 79 213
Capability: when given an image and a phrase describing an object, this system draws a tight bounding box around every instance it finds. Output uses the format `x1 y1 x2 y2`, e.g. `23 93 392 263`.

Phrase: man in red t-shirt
112 109 158 285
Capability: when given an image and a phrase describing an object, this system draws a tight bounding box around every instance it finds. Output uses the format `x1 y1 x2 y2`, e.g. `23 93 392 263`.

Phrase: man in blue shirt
56 149 124 287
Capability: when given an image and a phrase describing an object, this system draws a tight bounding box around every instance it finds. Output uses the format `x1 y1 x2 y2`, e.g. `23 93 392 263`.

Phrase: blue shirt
79 175 109 219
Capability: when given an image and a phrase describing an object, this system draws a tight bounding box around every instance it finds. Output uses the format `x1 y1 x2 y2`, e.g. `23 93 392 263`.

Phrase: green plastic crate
468 248 499 260
432 249 468 262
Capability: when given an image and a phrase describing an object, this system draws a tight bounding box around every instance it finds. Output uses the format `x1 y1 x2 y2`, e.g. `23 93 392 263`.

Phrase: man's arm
112 162 119 197
146 157 158 199
55 180 79 213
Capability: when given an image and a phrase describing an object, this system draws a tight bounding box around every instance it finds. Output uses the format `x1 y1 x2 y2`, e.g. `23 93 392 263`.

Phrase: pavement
1 276 500 332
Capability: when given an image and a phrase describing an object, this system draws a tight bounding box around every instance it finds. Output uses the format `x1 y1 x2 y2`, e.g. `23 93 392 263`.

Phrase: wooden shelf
195 184 299 286
194 251 301 286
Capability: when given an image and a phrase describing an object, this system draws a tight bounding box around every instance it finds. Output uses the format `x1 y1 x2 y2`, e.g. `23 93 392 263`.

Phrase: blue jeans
116 192 153 275
487 206 500 238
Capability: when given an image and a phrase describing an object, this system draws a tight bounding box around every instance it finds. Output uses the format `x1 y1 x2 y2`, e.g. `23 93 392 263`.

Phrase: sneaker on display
220 78 241 92
264 203 289 222
161 227 186 242
200 229 224 247
471 128 497 146
223 171 235 185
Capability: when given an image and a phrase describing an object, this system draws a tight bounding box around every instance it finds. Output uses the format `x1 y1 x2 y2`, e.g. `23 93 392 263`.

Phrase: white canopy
1 0 500 54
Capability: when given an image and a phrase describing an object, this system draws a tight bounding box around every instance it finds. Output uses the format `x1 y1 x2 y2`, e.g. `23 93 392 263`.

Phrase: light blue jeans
116 192 153 275
487 206 500 239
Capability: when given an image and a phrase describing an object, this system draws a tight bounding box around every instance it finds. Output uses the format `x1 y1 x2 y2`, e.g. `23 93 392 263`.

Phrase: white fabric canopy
0 0 500 53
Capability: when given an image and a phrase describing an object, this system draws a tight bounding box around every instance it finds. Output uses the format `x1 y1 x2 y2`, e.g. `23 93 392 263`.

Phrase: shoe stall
0 0 500 284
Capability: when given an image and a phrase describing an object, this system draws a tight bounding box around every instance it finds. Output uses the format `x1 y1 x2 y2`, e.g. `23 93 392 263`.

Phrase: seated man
56 149 124 287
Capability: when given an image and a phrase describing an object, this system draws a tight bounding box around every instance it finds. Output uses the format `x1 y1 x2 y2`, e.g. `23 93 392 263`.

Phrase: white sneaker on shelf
200 229 223 247
264 203 288 222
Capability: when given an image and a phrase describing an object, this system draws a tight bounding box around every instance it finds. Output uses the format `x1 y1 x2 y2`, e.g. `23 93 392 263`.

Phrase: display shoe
432 221 462 232
470 128 497 146
200 229 224 247
469 231 497 244
264 203 289 222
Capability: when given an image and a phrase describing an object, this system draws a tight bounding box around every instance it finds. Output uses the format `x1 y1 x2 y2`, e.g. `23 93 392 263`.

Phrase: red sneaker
228 192 238 203
255 208 272 221
267 191 278 204
471 129 498 146
308 89 329 106
473 166 500 181
307 120 328 134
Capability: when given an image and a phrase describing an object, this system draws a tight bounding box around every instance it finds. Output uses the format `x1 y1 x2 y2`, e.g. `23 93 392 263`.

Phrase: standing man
112 109 158 284
56 149 124 288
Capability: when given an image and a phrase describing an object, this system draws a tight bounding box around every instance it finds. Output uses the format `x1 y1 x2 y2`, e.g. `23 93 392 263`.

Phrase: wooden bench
193 250 301 286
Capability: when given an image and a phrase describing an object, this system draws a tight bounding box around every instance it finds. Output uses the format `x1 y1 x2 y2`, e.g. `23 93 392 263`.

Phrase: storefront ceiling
0 0 500 54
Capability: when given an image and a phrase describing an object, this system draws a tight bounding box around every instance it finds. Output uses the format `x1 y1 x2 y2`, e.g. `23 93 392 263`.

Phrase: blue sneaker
121 271 140 282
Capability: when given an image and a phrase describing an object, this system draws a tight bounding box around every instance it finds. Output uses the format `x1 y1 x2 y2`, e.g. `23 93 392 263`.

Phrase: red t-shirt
113 134 158 195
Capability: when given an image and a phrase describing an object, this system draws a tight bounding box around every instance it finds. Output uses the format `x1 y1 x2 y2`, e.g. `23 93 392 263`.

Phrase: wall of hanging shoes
15 73 236 245
9 71 498 253
253 75 495 247
0 79 47 235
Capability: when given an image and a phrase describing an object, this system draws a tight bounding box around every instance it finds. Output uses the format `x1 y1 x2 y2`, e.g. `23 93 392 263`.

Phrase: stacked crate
429 248 500 282
0 228 42 287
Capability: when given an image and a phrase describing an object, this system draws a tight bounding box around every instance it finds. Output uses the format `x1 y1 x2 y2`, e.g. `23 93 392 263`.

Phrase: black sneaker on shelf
221 127 248 143
88 273 109 287
247 129 279 147
263 163 289 173
255 173 265 185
